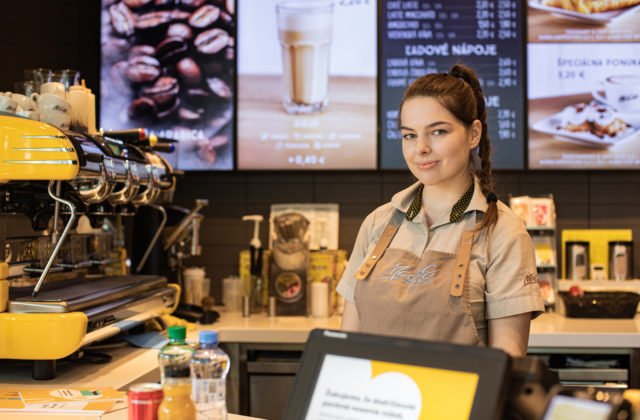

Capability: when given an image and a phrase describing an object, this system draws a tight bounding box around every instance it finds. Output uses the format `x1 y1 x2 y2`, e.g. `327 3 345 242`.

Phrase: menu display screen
527 1 640 169
100 0 235 171
379 0 526 170
236 0 377 170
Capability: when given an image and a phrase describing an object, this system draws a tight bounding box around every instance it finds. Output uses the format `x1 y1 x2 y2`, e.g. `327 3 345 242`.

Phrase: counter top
213 310 640 350
214 311 341 343
529 312 640 349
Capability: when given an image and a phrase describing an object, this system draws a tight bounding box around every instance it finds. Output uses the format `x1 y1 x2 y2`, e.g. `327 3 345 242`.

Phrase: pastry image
542 0 640 13
556 101 630 138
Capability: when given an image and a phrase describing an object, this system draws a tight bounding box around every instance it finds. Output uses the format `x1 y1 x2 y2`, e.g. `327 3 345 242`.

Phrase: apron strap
450 230 475 297
355 210 405 281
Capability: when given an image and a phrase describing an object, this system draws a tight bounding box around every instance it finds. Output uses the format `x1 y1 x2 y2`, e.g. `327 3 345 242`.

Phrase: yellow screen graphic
371 360 479 420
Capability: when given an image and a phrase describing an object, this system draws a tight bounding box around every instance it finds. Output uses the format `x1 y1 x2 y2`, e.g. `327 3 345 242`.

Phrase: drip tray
8 275 168 313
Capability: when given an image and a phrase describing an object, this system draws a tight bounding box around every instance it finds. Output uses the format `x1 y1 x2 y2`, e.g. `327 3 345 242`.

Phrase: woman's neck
421 171 473 225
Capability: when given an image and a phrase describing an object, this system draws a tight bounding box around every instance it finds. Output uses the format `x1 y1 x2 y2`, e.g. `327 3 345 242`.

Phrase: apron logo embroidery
380 264 438 285
523 273 538 286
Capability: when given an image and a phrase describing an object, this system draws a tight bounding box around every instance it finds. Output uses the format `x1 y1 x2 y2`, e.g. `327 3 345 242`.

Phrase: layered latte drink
276 1 334 114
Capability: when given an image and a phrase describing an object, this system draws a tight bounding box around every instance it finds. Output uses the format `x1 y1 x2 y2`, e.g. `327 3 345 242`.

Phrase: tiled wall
170 170 640 301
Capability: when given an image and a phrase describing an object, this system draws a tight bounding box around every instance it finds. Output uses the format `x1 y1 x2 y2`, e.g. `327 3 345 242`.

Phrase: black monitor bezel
283 328 511 420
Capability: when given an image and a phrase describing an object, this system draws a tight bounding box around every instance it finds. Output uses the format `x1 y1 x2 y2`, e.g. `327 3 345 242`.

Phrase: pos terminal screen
305 354 479 420
379 0 526 170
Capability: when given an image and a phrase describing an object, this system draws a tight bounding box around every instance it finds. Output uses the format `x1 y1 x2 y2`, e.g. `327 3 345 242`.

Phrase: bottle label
192 378 226 403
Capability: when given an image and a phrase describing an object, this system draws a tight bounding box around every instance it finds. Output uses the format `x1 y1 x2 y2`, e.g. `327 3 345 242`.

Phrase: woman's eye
431 129 447 136
402 133 416 140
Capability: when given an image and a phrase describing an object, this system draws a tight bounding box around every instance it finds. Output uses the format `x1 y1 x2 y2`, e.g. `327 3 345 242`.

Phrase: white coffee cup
31 93 71 114
592 74 640 113
6 93 36 111
40 81 66 99
40 110 71 130
16 110 40 120
0 95 19 113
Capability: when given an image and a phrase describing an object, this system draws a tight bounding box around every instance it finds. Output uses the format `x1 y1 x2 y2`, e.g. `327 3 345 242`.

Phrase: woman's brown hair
398 63 498 231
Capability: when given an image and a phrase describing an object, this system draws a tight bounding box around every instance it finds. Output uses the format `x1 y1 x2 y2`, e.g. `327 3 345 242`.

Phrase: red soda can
128 383 163 420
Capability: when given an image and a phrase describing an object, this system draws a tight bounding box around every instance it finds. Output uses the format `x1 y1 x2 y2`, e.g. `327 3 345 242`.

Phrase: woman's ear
468 119 482 149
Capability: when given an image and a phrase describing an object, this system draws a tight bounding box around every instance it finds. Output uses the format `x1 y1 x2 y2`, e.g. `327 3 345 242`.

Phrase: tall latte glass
276 1 333 114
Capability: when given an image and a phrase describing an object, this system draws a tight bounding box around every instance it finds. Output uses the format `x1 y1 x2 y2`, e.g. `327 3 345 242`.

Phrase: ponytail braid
449 64 498 232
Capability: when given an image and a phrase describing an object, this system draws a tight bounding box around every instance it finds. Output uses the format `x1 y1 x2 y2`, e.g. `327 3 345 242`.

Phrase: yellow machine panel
0 115 80 182
0 312 87 360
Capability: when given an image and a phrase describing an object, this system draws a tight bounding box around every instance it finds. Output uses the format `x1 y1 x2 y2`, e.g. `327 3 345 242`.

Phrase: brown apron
354 210 483 346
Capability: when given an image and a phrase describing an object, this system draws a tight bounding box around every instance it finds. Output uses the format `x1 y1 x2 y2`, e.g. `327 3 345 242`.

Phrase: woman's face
400 96 481 187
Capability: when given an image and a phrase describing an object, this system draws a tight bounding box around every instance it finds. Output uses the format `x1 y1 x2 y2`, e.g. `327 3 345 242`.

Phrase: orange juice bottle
158 379 196 420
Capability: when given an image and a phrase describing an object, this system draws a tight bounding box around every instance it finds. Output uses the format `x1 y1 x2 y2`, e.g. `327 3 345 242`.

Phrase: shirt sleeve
484 213 545 320
336 212 376 304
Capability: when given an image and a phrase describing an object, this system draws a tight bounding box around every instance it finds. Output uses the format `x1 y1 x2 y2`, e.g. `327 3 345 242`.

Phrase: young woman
337 64 543 357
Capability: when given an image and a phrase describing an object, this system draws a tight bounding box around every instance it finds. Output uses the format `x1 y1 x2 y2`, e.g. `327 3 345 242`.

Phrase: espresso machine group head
0 114 180 379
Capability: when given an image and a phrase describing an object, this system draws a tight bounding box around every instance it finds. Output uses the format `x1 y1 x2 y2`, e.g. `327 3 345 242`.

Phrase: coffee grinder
269 213 310 316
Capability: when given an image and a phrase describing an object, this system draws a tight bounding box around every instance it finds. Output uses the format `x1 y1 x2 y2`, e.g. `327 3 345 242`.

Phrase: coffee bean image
124 0 153 10
129 44 156 59
142 76 179 106
135 10 173 40
157 97 181 119
156 36 188 64
177 57 202 87
154 0 176 9
126 55 161 83
194 28 229 55
101 0 235 168
179 106 202 122
167 22 193 40
103 38 130 63
179 0 206 11
207 77 231 99
170 9 192 22
189 5 220 29
109 2 135 37
129 97 157 120
109 60 132 94
185 88 210 109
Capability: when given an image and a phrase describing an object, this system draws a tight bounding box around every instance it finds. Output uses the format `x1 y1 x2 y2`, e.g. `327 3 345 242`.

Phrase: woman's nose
416 135 431 154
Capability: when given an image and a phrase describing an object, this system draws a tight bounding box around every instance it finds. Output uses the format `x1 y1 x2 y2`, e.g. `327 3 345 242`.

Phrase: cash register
0 113 187 379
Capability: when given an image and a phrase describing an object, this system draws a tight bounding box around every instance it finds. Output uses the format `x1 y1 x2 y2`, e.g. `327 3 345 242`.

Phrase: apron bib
354 210 483 346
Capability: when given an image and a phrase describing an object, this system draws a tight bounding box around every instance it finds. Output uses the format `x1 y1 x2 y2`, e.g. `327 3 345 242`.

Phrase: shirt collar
390 176 488 226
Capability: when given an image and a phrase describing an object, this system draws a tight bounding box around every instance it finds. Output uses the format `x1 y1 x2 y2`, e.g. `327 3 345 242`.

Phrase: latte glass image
276 1 333 114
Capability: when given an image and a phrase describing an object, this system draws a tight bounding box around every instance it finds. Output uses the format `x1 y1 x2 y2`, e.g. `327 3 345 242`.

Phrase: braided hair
397 63 498 231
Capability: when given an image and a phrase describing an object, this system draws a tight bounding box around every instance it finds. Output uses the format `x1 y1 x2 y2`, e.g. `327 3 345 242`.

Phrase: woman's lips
415 161 439 170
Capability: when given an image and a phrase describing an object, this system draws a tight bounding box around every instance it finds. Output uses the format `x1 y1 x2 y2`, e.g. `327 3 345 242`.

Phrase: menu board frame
378 0 528 171
234 0 378 171
99 0 236 171
526 0 640 171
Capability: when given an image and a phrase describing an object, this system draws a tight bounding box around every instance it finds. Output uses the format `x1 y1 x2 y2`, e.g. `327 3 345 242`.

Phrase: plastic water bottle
158 325 194 384
158 325 196 420
190 330 230 420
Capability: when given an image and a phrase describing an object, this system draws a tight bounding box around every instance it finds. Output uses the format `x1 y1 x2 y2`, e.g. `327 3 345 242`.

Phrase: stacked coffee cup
2 68 83 131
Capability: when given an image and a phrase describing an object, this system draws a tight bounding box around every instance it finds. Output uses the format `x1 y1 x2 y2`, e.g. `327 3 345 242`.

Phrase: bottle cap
167 325 186 341
199 330 218 345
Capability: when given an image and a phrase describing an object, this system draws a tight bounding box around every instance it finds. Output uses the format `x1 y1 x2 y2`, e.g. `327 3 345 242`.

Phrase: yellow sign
561 229 632 278
371 360 479 419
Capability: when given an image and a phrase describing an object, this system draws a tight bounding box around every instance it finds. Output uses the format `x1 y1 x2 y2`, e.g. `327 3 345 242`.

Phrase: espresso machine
0 113 183 379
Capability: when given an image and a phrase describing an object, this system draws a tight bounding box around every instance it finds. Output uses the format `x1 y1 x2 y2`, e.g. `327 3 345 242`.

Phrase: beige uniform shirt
337 178 545 339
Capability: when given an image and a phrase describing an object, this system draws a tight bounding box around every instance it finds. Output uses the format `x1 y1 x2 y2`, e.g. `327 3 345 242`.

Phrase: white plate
532 112 640 148
528 0 640 24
